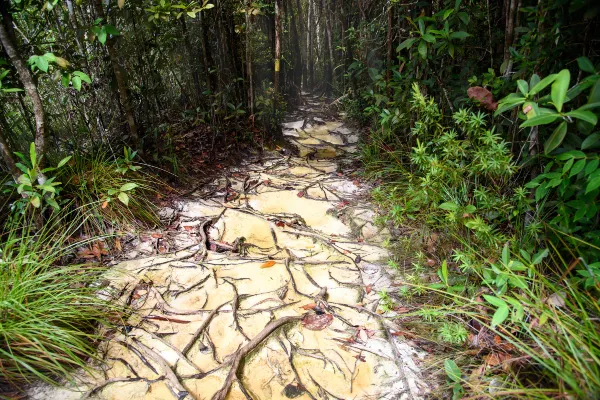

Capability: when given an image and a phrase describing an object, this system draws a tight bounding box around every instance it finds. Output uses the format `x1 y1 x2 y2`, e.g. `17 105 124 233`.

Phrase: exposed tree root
211 315 304 400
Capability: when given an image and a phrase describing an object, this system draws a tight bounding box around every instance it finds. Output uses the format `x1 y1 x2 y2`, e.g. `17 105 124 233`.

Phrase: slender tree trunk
294 0 306 90
91 0 139 149
0 124 19 182
181 18 201 104
289 0 302 97
386 1 393 97
274 0 282 96
321 0 333 97
503 0 517 75
307 0 314 89
199 11 214 92
245 9 254 114
0 0 47 169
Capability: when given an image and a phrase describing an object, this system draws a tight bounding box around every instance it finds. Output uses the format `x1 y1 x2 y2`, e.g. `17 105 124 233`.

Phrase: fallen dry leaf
260 260 277 269
365 284 373 294
300 303 317 310
297 191 306 198
302 313 334 331
102 201 108 209
183 225 194 232
151 233 163 238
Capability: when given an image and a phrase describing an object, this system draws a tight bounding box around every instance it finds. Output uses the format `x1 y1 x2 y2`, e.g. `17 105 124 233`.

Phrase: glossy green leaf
582 133 600 149
567 110 598 125
445 359 461 383
120 182 138 191
529 74 557 96
577 56 595 73
551 69 570 112
517 80 529 96
72 76 82 91
418 40 427 59
118 192 130 205
544 121 568 154
449 31 469 40
586 176 600 194
519 114 561 128
397 38 417 52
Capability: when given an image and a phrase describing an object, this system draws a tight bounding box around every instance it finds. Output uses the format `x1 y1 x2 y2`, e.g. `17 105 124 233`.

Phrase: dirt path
31 98 427 400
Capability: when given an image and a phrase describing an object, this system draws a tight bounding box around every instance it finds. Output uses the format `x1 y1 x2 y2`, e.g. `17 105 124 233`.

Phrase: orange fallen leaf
101 201 108 209
365 284 373 294
260 260 277 268
183 225 194 232
151 233 163 238
300 303 317 310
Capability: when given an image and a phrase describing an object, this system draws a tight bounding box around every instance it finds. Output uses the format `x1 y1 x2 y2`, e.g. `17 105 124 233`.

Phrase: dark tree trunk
91 0 139 149
0 0 48 169
0 124 19 182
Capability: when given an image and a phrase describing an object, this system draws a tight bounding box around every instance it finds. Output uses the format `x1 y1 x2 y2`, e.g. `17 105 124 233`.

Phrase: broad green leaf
397 38 417 52
519 114 560 128
529 74 540 89
204 3 214 9
42 52 56 62
35 56 49 72
72 76 82 91
544 121 567 154
517 80 529 96
30 196 41 208
98 29 107 44
532 248 549 265
118 192 130 205
567 110 598 125
444 359 461 383
570 159 586 177
449 31 469 40
61 73 70 87
439 202 459 211
582 133 600 149
586 176 600 194
187 11 197 18
585 159 599 176
120 182 138 191
46 197 60 210
443 9 454 20
491 304 509 327
104 25 120 36
73 71 92 83
529 73 557 96
418 40 427 59
551 69 570 112
483 294 507 308
422 33 435 43
457 11 469 24
577 56 595 73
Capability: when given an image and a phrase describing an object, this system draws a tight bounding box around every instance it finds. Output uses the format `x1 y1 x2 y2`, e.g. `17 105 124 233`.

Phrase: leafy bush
0 216 117 387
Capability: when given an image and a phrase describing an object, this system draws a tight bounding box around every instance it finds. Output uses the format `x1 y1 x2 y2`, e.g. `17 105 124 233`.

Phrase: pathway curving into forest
31 97 427 400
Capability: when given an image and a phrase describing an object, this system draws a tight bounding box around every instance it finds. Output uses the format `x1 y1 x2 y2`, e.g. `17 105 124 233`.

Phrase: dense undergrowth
341 1 600 398
0 145 157 393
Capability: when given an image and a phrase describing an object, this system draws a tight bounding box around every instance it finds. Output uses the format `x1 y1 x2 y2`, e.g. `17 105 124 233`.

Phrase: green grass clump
60 150 161 235
0 216 117 387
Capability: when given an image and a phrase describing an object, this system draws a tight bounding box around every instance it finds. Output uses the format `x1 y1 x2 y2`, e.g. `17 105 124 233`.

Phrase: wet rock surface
32 97 427 400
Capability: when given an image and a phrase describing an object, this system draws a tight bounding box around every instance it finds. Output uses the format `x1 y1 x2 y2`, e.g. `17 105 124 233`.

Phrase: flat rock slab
30 97 427 400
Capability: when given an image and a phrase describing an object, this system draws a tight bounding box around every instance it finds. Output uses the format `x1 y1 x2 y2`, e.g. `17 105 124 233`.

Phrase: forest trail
31 97 427 400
